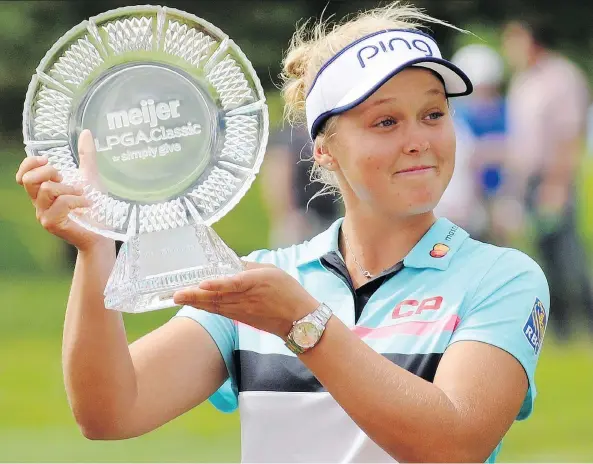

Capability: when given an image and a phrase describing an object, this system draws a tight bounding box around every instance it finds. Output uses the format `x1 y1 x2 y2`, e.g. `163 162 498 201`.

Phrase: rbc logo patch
523 298 547 354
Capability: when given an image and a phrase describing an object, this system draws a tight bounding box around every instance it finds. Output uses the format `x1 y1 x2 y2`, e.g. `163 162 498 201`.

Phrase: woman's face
321 68 456 218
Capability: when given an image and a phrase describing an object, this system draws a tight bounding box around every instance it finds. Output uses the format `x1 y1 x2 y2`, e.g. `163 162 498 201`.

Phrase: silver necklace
342 231 373 280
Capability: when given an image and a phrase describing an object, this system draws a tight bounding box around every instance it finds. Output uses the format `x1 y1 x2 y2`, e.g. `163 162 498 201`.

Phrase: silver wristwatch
285 303 333 355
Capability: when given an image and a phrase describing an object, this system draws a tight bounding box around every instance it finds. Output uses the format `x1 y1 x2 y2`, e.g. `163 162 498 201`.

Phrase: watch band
285 302 333 355
310 302 332 326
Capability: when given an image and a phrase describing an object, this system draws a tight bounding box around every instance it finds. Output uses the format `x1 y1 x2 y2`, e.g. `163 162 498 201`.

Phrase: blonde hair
280 1 464 197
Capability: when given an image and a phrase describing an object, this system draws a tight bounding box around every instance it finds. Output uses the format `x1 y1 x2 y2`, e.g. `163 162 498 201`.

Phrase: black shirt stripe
235 350 443 393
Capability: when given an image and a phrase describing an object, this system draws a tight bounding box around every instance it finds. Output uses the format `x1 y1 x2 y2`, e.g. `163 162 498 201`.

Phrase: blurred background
1 0 593 461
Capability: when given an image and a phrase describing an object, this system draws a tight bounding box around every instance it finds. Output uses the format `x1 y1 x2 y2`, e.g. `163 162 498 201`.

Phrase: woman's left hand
172 262 320 339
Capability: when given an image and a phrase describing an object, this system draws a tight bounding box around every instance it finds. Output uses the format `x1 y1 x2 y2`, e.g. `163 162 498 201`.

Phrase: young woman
16 3 549 462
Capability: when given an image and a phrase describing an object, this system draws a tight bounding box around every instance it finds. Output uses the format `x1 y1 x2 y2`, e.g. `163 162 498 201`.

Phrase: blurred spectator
261 125 341 248
502 19 593 342
436 44 508 243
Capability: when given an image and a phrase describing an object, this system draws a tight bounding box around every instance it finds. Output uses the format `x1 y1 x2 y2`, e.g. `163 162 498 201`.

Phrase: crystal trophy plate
22 5 269 313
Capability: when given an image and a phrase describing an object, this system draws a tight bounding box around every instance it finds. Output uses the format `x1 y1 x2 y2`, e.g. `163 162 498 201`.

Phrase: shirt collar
296 217 344 266
296 217 469 270
403 217 469 270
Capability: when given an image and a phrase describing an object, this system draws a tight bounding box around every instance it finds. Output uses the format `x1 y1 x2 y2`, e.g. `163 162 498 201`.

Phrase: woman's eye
425 111 445 121
376 118 397 128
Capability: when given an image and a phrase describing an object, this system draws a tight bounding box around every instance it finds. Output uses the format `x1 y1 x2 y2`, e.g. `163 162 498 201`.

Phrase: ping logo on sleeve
523 298 547 354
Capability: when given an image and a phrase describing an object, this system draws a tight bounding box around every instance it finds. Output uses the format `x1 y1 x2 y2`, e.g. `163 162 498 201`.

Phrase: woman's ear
313 137 337 171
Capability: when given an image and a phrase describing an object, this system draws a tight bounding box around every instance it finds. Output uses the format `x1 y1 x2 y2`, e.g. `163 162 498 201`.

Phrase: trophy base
104 223 243 313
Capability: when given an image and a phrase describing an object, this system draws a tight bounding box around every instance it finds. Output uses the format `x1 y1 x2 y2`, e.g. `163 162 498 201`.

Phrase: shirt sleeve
172 249 269 413
174 306 238 413
448 249 550 420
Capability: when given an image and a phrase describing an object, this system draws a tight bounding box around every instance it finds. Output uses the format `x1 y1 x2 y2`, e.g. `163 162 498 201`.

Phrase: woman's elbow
394 449 491 463
75 413 132 441
388 436 494 463
431 446 493 463
78 421 116 441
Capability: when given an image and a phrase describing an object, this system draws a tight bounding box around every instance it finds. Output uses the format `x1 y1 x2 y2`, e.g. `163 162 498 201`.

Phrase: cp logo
392 296 443 319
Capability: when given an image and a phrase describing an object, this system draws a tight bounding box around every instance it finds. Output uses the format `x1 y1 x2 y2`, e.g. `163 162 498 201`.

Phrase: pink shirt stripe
352 314 461 339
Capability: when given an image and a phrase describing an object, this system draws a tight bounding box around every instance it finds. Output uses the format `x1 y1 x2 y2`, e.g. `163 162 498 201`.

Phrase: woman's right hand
15 130 108 252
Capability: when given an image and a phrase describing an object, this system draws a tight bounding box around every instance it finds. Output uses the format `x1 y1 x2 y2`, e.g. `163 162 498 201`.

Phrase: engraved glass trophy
22 5 269 313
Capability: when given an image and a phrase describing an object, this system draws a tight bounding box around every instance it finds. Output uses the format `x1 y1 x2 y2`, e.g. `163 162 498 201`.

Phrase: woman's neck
340 209 436 281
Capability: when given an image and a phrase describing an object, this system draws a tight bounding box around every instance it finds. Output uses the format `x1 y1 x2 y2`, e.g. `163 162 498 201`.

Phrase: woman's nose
401 122 430 155
403 139 430 155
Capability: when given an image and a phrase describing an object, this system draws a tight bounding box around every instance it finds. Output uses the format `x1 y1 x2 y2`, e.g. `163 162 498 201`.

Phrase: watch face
292 321 321 349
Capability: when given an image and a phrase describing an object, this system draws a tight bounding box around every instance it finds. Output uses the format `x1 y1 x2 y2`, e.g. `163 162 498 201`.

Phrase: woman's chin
407 196 442 216
380 201 438 218
406 202 438 216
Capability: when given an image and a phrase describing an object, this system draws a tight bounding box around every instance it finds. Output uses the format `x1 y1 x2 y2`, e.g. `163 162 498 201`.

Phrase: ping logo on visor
357 35 435 68
305 29 473 139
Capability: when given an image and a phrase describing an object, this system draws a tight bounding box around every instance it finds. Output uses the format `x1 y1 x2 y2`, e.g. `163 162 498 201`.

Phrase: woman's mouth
395 165 436 175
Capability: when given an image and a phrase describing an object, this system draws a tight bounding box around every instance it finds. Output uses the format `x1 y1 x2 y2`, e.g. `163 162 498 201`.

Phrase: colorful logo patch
430 243 449 258
523 298 547 354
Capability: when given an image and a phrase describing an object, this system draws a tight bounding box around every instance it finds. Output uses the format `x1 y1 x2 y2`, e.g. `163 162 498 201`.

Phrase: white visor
305 29 473 139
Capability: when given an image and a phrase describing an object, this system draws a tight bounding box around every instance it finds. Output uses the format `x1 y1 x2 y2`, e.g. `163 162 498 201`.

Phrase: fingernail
173 292 189 304
198 281 213 290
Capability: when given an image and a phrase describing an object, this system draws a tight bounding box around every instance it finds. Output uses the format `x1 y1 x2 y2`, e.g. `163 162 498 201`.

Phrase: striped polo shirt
176 217 549 463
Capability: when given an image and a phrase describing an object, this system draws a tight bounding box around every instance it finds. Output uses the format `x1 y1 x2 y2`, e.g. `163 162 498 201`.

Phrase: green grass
498 339 593 462
0 339 241 463
2 140 593 461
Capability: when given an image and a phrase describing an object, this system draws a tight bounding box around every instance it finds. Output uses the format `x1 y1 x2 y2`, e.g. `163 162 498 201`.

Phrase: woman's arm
16 138 229 441
63 243 229 440
298 317 526 462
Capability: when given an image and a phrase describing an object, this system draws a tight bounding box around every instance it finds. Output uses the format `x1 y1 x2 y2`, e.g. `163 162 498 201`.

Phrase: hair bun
281 43 313 126
283 44 311 80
